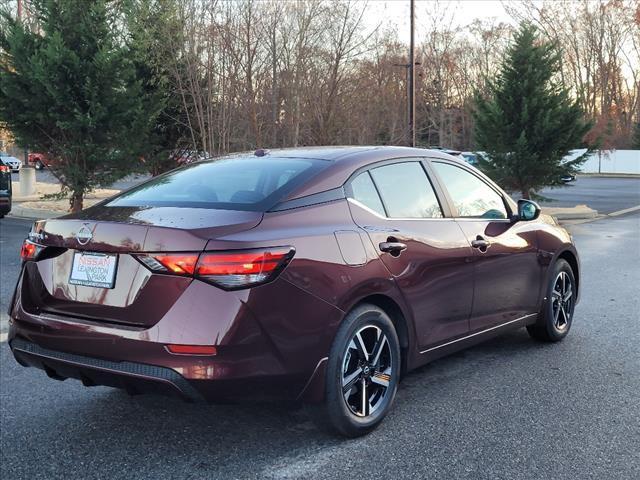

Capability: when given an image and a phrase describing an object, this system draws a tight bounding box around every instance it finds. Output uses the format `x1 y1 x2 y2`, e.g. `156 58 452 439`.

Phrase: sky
363 0 516 42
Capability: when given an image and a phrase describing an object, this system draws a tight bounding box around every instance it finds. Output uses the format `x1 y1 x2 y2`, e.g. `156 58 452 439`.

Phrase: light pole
393 0 418 147
408 0 415 147
16 0 37 197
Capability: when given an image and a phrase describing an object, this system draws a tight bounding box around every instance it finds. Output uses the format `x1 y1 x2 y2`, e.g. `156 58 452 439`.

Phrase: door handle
471 235 491 252
379 241 407 256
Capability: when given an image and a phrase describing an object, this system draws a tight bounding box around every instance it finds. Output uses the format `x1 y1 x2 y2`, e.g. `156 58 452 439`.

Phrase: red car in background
28 152 53 170
171 149 211 166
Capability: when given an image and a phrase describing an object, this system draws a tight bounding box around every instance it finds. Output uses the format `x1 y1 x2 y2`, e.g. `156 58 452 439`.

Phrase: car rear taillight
137 253 199 275
196 247 295 289
20 239 42 261
0 165 9 173
135 247 295 290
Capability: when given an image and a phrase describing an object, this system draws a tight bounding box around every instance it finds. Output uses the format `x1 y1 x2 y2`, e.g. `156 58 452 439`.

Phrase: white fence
568 149 640 175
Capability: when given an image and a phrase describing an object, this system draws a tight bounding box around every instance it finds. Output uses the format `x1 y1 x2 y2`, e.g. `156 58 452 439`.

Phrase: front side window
369 162 443 218
432 162 507 219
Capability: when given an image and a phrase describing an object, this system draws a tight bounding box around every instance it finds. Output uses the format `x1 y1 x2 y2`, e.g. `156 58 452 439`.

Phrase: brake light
196 247 295 289
0 165 9 173
137 253 199 275
20 239 42 261
135 247 294 290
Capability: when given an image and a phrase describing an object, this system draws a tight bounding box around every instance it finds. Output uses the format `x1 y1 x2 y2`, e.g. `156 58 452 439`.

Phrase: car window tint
350 172 385 216
369 162 443 218
107 157 328 211
432 162 507 219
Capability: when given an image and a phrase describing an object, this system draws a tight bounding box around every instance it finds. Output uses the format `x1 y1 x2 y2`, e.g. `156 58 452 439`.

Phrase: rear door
429 160 541 332
346 159 474 350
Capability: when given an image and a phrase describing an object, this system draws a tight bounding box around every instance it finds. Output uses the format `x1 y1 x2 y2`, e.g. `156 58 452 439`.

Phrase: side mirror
516 199 541 222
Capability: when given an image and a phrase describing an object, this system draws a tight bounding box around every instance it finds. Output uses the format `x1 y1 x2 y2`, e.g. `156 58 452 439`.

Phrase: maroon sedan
9 147 579 437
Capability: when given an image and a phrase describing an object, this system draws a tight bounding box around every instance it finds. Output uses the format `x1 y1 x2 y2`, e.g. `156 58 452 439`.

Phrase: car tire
35 160 43 170
318 303 401 437
527 259 576 342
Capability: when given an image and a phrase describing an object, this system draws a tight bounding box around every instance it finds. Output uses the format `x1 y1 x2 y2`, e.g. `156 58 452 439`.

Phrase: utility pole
408 0 415 147
17 0 30 168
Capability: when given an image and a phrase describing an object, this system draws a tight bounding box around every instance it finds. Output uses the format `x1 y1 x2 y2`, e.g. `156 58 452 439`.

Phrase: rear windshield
107 156 328 211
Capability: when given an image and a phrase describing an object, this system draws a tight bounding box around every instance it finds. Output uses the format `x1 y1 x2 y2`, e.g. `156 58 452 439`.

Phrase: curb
578 173 640 178
557 205 640 226
7 205 65 220
542 205 598 220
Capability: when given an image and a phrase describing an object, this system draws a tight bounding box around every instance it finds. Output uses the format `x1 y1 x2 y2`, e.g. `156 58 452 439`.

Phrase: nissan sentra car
8 146 579 437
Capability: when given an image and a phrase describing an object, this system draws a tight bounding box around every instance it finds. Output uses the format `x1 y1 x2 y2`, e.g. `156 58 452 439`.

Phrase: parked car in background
427 146 465 161
28 152 52 170
171 149 211 166
0 163 12 217
9 146 580 437
461 152 479 165
0 152 22 172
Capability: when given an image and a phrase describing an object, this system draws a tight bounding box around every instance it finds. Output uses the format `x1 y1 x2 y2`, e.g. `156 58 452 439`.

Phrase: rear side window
350 172 386 216
107 157 328 211
369 162 443 218
432 162 507 219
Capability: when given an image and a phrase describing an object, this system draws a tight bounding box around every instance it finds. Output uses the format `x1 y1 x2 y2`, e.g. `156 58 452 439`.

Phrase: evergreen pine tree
124 0 189 176
473 23 592 199
0 0 152 211
632 122 640 149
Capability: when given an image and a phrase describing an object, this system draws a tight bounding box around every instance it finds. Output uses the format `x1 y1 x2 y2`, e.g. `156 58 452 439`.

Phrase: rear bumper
11 337 204 402
8 274 343 403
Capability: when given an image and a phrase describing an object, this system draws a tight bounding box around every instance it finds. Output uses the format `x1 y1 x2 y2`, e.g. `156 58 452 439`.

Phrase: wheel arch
557 249 580 298
351 294 411 376
296 292 412 403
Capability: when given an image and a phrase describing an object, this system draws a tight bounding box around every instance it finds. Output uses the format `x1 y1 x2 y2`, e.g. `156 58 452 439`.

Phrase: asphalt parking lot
1 212 639 479
10 169 151 192
538 176 640 214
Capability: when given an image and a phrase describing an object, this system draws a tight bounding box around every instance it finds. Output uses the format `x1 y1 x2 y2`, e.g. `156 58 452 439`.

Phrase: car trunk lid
23 206 262 327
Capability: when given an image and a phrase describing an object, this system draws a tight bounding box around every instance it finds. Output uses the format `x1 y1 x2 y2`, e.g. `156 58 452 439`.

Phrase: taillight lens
137 253 199 275
196 247 295 289
20 239 42 261
135 247 294 290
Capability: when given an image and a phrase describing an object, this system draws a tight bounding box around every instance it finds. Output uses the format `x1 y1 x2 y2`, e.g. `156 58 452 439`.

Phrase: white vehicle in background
461 152 482 166
0 152 22 172
560 149 588 182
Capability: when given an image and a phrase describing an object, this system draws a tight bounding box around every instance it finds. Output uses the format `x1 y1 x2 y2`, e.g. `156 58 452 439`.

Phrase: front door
346 160 475 350
430 161 541 332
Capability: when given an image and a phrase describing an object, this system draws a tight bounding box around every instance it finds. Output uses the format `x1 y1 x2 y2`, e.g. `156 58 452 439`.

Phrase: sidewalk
10 181 119 218
541 204 599 220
